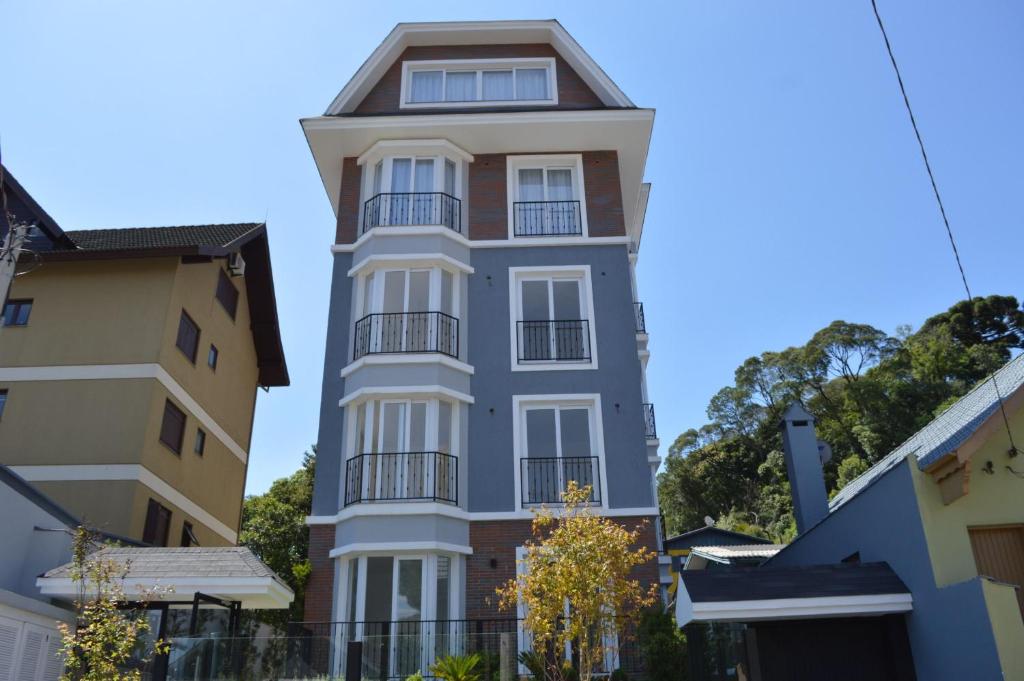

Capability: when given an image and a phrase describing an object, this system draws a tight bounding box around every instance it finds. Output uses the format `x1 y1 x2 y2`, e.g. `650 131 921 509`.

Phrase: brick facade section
304 525 336 623
352 44 604 116
467 151 625 240
335 158 362 244
581 151 626 237
466 517 660 620
467 154 508 240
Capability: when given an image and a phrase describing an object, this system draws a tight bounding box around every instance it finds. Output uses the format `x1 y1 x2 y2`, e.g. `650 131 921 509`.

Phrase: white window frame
508 265 598 372
400 58 558 109
354 267 460 320
511 393 608 510
506 154 589 239
335 552 465 677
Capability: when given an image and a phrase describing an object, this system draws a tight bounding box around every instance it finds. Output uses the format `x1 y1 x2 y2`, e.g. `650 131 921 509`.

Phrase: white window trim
511 393 609 510
508 265 598 372
340 394 461 508
506 154 589 239
400 58 558 110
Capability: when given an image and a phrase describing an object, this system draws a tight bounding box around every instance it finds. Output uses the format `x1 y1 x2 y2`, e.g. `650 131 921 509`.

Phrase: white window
401 58 558 108
344 398 457 504
355 268 459 358
339 554 463 679
506 155 588 238
362 155 462 232
509 266 597 371
513 395 607 508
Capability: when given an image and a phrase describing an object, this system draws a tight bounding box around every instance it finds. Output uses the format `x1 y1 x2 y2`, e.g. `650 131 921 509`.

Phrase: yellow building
0 167 288 547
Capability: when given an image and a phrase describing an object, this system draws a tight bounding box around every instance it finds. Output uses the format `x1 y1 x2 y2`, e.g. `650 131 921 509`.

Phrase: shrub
638 609 688 681
431 654 482 681
609 669 629 681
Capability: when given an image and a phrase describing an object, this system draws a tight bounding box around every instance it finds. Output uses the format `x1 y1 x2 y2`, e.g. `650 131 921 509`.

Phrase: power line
869 0 1017 456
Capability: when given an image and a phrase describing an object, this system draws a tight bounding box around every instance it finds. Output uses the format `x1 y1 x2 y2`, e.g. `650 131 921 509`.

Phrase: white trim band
341 354 474 378
10 464 238 543
676 592 913 626
0 364 249 464
329 541 474 559
306 505 660 525
339 385 475 407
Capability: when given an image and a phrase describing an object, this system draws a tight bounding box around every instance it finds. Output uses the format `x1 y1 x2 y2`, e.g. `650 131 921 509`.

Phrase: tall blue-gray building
300 20 661 677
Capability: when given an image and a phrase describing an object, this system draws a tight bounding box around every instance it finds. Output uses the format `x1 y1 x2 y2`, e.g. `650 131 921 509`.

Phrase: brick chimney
780 403 831 534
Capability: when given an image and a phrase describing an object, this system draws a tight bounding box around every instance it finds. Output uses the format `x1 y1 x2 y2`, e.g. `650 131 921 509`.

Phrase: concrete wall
0 485 73 601
769 458 1003 681
0 257 263 547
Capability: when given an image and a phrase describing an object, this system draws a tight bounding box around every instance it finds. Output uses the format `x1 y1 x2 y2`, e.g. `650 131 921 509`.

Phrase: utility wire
870 0 1017 456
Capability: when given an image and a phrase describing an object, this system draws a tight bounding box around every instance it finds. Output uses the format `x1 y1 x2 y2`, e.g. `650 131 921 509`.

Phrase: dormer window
401 58 557 108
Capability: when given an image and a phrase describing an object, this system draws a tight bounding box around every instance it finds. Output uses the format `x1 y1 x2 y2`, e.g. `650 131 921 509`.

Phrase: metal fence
642 403 657 440
512 201 582 237
344 452 458 506
516 320 591 362
520 457 601 506
353 312 459 360
362 193 462 234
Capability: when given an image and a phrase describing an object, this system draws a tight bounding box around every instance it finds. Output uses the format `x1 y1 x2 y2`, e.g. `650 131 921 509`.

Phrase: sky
2 1 1021 495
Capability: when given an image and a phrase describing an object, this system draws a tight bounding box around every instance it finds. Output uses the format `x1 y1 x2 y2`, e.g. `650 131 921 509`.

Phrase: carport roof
675 562 912 626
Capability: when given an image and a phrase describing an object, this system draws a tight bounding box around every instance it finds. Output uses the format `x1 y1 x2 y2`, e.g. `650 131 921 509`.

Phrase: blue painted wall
466 244 651 512
768 458 1002 681
311 252 353 516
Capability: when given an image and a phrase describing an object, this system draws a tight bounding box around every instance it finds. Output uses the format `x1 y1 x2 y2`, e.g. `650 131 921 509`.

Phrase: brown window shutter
216 269 239 319
175 310 200 363
159 400 186 454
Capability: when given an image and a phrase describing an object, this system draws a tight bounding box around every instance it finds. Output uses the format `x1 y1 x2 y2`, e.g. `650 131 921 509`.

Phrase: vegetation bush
637 610 688 681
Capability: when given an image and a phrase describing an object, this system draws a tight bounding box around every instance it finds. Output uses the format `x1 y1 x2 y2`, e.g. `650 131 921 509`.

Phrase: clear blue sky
3 1 1021 495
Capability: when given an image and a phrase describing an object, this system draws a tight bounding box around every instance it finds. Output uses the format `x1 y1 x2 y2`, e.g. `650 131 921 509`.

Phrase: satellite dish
703 516 715 527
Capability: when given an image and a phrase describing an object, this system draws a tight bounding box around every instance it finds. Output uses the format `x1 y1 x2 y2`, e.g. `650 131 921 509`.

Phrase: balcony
353 312 459 361
344 452 458 506
512 200 582 237
361 193 461 235
520 456 601 506
634 301 646 333
643 403 657 440
516 320 591 363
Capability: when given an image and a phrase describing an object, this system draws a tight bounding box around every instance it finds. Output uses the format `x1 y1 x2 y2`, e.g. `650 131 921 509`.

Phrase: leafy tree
59 528 170 681
497 482 657 681
636 610 687 681
239 447 315 622
658 296 1023 541
830 454 869 498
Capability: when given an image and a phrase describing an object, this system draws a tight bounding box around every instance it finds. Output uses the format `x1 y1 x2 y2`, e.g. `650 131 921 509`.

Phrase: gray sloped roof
64 224 262 252
831 353 1024 510
43 546 286 585
680 561 908 603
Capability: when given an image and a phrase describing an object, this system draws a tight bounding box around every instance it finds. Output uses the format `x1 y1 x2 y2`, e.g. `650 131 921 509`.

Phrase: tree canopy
239 447 315 622
658 295 1023 543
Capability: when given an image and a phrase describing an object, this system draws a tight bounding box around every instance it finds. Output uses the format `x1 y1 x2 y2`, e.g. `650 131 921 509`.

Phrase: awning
676 562 912 626
36 546 293 610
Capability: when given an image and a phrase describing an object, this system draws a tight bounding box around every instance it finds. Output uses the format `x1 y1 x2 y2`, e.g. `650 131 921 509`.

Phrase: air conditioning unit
227 252 246 277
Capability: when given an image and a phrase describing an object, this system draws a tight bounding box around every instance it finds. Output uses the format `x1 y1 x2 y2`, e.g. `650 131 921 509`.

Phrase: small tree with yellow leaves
58 528 169 681
497 482 657 681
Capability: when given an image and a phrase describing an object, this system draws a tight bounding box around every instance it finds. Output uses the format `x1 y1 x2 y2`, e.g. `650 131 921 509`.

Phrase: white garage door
0 616 63 681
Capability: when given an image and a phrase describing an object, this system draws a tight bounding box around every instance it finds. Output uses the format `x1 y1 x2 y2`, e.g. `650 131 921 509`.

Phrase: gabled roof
0 164 74 249
325 20 634 115
29 222 289 387
665 525 773 552
690 544 785 563
39 546 294 609
64 223 263 253
831 353 1024 510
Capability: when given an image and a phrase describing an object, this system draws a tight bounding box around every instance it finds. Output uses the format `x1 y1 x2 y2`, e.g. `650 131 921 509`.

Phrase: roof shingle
65 223 263 252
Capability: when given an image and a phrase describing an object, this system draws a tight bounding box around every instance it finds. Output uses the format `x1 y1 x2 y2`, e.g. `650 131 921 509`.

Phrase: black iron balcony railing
362 192 462 235
634 301 646 333
516 320 591 362
344 452 457 506
520 456 601 506
512 200 582 237
643 403 657 440
353 312 459 361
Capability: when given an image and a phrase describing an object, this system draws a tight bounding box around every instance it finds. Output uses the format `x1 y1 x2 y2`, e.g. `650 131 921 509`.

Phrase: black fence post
347 640 363 681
